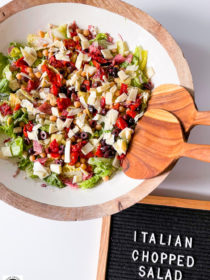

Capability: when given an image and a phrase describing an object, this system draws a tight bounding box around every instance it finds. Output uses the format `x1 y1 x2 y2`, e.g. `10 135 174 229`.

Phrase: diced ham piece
61 178 79 188
125 54 133 63
36 158 48 165
112 54 126 65
38 102 52 115
33 141 43 153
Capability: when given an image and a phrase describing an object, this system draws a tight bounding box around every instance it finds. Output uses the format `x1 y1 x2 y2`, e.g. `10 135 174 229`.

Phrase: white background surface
0 0 210 279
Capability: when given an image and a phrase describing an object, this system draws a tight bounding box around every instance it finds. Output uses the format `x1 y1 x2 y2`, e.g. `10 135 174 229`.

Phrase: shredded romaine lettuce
79 175 101 189
0 123 15 137
13 109 28 125
44 173 65 188
10 136 23 156
18 157 37 178
117 41 129 56
0 53 8 79
0 78 10 93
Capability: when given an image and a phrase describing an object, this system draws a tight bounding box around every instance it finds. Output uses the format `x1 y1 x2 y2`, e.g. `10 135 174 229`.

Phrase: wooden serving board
0 0 193 221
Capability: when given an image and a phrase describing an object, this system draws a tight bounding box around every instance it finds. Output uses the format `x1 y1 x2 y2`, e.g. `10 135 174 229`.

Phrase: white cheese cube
50 164 62 174
110 85 117 94
127 87 138 101
87 91 96 106
84 64 97 76
83 124 93 134
115 93 127 103
107 43 117 50
49 124 58 134
101 49 113 59
119 127 133 142
118 70 129 81
52 107 59 117
55 51 70 61
64 140 71 163
68 126 79 138
103 132 115 145
56 118 65 131
79 96 88 108
113 139 127 155
1 147 12 157
96 83 110 93
126 65 138 72
21 46 37 66
81 142 94 155
59 93 67 98
33 161 49 179
72 173 83 184
9 79 19 91
81 40 90 50
105 91 113 105
141 91 150 103
27 131 38 141
75 53 84 70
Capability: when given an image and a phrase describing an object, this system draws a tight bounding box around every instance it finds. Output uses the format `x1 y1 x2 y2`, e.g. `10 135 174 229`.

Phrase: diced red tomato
57 98 71 111
42 64 62 87
15 57 28 73
126 109 137 118
71 142 83 152
26 80 38 92
49 139 59 153
50 152 60 158
113 103 120 110
130 104 139 111
63 39 76 50
14 104 21 112
95 145 103 157
120 83 128 94
23 121 33 137
100 96 106 108
83 80 90 91
115 117 128 130
50 84 59 96
0 103 12 116
69 152 79 166
75 43 82 51
49 56 63 68
92 60 100 69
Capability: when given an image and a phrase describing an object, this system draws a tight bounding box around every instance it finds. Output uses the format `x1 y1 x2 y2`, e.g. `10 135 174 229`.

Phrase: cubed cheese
76 113 86 128
55 51 70 61
105 91 113 105
103 132 115 145
51 107 59 117
118 70 129 81
107 43 117 50
147 66 155 79
49 124 58 134
56 118 65 131
110 85 117 94
50 164 62 174
21 46 37 66
1 146 12 157
119 127 133 141
33 161 49 179
81 40 90 50
59 93 67 98
21 99 37 115
79 96 88 108
64 140 71 163
115 93 127 103
9 79 19 91
101 49 113 59
87 91 96 106
127 87 138 101
81 142 94 155
96 83 110 93
72 173 83 184
126 65 138 72
104 109 119 130
113 139 127 155
75 53 84 70
68 126 79 138
27 131 38 141
84 64 97 76
141 91 150 103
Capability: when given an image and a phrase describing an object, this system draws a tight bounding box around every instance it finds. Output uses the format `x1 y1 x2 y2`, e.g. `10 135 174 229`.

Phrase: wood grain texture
123 108 210 179
0 0 193 221
97 196 210 280
149 84 210 132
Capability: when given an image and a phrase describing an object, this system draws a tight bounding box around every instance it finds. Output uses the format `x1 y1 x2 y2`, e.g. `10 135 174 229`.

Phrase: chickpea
30 155 35 162
81 71 86 77
37 50 43 58
29 73 35 79
74 101 81 108
40 152 46 158
50 116 57 122
76 28 82 34
48 52 54 58
80 158 86 164
77 139 82 143
73 36 80 42
115 90 120 97
27 67 33 74
119 106 125 113
21 85 26 91
102 176 110 182
38 30 45 38
42 49 48 57
16 73 22 80
83 29 90 37
96 124 102 130
19 121 25 127
75 162 81 168
39 114 46 119
81 163 87 170
71 136 76 142
105 105 110 110
35 72 42 79
62 79 66 85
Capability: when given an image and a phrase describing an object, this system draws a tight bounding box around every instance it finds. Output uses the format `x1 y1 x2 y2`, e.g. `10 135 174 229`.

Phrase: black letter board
97 196 210 280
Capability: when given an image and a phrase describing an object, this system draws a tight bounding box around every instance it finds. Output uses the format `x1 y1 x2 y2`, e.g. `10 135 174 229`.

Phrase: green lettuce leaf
0 78 10 92
18 157 37 178
79 175 101 189
44 173 65 188
90 33 107 44
9 42 24 60
40 124 50 133
10 136 23 156
0 123 15 137
13 109 28 125
0 53 8 79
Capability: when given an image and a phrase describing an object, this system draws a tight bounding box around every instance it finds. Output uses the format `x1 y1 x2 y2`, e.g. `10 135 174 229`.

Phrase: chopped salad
0 22 154 189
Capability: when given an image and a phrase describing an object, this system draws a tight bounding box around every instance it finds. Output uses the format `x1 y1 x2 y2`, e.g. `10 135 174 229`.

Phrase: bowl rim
0 0 193 221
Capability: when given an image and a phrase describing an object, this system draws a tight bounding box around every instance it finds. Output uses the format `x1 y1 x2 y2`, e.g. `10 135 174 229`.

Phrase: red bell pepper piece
115 117 128 130
57 98 71 111
26 80 38 92
50 84 59 96
120 83 128 94
83 80 90 91
23 121 33 137
15 57 28 73
95 145 103 157
49 139 59 153
14 104 21 112
113 103 120 110
126 109 137 118
69 152 79 165
92 60 100 69
0 103 12 116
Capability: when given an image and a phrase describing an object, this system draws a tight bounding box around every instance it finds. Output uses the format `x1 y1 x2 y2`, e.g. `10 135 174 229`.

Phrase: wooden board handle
193 111 210 126
182 142 210 162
